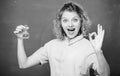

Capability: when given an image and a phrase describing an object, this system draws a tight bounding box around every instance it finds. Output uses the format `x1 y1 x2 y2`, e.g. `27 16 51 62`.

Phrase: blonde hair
53 1 91 40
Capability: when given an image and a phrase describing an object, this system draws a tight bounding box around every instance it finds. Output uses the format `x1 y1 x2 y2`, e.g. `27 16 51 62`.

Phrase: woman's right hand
14 25 30 39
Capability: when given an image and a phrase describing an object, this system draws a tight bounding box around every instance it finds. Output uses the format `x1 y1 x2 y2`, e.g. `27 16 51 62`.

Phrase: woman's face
61 11 81 39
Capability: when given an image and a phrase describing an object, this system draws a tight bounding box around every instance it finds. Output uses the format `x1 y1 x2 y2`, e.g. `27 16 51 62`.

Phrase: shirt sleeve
29 43 49 65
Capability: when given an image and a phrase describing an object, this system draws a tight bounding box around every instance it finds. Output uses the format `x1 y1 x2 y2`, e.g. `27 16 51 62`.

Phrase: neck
67 34 83 41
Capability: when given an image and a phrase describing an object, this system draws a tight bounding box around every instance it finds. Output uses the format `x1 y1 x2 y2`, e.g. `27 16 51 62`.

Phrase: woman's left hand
89 24 105 51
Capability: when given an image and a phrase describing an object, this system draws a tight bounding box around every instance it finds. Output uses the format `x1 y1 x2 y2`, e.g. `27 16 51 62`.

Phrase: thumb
89 33 92 41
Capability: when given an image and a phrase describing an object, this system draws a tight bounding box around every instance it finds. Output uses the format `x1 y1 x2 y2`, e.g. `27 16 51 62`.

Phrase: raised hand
14 25 30 39
89 24 105 51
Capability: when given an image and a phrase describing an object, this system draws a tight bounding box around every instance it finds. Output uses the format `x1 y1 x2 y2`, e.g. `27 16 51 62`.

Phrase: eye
73 18 79 22
62 19 68 23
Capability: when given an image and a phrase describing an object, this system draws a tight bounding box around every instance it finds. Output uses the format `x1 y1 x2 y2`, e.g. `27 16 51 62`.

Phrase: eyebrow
61 17 66 19
73 16 80 19
61 16 80 19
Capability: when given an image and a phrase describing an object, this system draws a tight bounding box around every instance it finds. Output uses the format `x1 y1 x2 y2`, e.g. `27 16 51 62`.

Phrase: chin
67 35 76 39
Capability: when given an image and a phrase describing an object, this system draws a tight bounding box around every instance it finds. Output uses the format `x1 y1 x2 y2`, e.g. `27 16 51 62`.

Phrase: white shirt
32 35 99 76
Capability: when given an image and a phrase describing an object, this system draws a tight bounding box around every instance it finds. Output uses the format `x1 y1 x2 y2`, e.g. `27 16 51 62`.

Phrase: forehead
62 11 79 18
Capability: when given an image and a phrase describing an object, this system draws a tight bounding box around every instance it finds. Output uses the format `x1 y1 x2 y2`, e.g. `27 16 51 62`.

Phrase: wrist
17 38 24 41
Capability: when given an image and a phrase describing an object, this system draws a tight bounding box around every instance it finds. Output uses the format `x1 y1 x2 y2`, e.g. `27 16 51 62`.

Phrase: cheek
74 22 81 28
61 23 66 32
61 22 68 29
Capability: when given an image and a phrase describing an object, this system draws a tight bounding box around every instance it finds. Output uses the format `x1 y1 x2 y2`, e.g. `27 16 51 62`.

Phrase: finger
97 24 100 35
16 26 22 29
14 30 22 34
89 32 97 40
99 24 102 35
26 26 29 30
90 32 97 38
98 25 103 38
19 25 25 28
101 29 105 42
17 25 28 31
89 33 96 45
17 25 24 29
100 25 102 34
24 25 28 27
99 29 105 45
16 27 26 33
89 33 92 41
99 25 102 36
19 25 28 30
14 30 19 34
16 28 22 31
24 25 29 30
19 25 25 27
101 25 102 31
100 25 104 38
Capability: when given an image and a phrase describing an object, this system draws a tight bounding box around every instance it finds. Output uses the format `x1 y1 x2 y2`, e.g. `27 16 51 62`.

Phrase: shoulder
82 38 95 52
82 38 92 46
42 39 63 52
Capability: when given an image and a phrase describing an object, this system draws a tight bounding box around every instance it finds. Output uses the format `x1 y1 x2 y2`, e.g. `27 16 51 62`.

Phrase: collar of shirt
65 34 84 46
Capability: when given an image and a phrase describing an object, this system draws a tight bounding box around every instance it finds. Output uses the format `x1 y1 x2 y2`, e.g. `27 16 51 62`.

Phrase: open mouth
67 28 75 31
67 28 75 34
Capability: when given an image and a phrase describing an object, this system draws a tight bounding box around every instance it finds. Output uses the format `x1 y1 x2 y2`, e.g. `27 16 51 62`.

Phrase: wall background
0 0 120 76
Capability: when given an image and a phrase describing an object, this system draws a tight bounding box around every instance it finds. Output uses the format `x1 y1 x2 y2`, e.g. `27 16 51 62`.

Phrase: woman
14 1 110 76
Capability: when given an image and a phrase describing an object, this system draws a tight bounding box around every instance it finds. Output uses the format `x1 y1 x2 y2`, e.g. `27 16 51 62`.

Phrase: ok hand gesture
89 24 105 51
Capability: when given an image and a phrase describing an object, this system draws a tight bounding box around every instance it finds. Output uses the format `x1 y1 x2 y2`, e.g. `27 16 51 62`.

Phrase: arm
94 50 110 76
85 51 110 76
17 39 41 69
14 25 47 69
89 24 110 76
17 38 27 69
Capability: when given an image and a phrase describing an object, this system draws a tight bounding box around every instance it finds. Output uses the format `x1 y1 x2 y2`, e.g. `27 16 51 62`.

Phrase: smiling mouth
67 28 75 31
67 28 75 35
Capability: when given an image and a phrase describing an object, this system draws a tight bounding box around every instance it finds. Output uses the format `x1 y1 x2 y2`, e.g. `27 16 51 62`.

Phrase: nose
68 21 73 27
